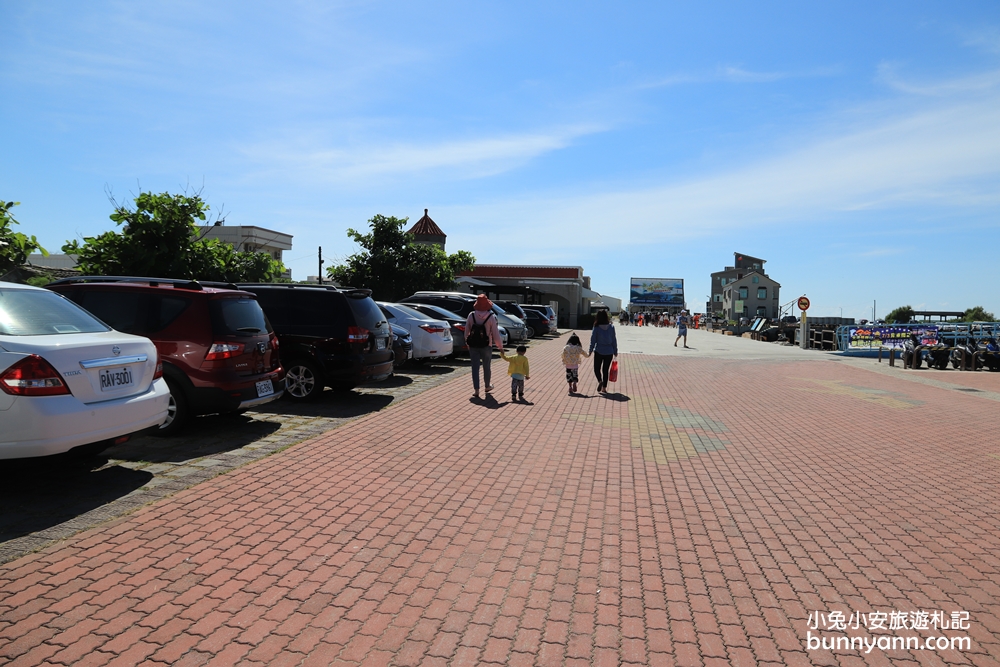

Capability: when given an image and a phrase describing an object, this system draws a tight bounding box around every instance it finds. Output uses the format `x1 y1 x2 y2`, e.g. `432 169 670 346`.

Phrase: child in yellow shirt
500 345 530 402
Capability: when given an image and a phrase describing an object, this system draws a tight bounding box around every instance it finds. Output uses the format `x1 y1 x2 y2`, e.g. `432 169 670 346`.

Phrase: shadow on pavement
470 395 506 409
0 459 152 544
602 392 631 402
252 391 396 418
107 415 285 463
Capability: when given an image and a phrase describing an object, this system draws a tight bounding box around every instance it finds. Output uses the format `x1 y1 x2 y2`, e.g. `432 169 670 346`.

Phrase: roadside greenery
884 304 996 324
884 305 914 324
0 200 47 275
63 191 285 282
328 214 475 301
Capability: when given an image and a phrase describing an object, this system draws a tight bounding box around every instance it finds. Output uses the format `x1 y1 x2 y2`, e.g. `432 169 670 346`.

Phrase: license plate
256 380 274 397
99 367 135 392
376 337 386 350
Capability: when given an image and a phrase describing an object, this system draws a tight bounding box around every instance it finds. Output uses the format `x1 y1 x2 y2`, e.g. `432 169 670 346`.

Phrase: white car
0 282 170 460
377 302 454 361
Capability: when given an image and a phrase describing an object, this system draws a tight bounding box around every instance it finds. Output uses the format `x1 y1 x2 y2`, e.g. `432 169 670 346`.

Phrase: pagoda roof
407 209 445 237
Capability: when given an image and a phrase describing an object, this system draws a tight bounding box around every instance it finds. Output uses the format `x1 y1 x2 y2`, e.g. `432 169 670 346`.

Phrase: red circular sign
798 296 810 311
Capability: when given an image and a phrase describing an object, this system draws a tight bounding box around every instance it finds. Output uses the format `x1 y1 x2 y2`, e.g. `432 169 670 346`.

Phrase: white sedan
377 302 454 361
0 282 170 460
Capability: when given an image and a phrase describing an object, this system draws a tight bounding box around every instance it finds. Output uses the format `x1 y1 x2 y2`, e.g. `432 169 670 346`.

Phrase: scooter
982 337 1000 372
950 338 984 370
903 333 950 370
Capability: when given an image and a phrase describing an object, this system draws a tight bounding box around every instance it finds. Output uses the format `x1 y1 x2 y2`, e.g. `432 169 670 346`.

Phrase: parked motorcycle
983 337 1000 372
903 333 950 370
950 338 984 370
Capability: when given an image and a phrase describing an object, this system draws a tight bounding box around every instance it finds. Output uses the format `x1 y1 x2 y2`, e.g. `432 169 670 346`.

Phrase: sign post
798 296 810 349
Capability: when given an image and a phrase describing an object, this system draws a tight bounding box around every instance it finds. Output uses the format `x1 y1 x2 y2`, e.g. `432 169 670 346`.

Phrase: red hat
474 294 493 311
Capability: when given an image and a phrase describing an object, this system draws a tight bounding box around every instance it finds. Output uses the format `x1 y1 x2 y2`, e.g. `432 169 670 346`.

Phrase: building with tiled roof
406 209 446 250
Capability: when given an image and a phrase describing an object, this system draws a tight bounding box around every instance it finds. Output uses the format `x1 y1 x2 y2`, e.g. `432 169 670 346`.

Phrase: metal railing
836 322 1000 353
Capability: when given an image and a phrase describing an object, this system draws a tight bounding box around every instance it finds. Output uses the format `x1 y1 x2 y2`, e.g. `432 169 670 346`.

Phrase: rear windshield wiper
236 326 262 333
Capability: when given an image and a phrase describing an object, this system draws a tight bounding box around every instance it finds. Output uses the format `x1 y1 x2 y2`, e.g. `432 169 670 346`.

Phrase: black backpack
466 312 493 348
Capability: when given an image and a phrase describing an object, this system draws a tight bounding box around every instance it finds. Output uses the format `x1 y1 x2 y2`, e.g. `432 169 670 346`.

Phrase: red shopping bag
608 360 619 383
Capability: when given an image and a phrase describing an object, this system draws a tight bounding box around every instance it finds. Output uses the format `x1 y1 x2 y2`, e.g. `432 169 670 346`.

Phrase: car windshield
389 303 434 320
0 288 110 336
410 304 460 320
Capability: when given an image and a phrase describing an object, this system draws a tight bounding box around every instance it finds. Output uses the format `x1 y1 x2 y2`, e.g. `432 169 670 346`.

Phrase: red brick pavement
1 336 999 666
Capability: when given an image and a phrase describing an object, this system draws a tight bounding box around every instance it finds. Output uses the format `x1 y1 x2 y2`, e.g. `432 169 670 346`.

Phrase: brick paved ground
0 362 472 565
1 330 999 666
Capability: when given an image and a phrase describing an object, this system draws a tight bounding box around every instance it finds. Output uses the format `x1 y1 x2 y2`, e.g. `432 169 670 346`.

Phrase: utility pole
318 247 324 285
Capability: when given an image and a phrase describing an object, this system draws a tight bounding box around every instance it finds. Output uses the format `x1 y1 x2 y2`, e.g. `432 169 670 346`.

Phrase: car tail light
269 333 279 351
204 342 245 361
0 355 71 396
454 324 466 332
419 324 448 334
347 326 369 343
153 352 164 380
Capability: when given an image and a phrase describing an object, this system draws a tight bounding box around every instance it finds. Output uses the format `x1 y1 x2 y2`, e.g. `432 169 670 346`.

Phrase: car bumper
317 351 395 387
0 379 171 460
189 369 285 415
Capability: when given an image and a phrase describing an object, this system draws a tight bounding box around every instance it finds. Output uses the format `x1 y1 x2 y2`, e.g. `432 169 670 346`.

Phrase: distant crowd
619 310 702 330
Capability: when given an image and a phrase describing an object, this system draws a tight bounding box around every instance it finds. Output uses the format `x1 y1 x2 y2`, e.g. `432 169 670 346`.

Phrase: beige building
708 252 780 320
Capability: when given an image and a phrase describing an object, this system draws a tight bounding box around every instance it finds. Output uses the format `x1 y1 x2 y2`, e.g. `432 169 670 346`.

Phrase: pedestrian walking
674 309 689 348
500 345 530 402
589 309 618 393
465 294 505 398
561 333 590 394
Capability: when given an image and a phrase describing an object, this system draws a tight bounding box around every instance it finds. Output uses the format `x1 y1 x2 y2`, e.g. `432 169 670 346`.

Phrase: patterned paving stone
1 329 998 666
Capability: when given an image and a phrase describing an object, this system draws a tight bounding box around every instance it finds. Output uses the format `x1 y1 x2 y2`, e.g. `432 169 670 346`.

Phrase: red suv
49 278 284 434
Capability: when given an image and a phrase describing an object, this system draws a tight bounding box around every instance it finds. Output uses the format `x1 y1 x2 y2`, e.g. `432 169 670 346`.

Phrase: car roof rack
235 283 373 298
47 276 219 291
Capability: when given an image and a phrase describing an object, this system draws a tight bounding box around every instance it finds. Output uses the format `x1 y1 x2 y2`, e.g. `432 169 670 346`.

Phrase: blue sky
4 1 1000 318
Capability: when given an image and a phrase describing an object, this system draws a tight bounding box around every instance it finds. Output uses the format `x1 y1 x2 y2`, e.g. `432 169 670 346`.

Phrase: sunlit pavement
1 327 998 666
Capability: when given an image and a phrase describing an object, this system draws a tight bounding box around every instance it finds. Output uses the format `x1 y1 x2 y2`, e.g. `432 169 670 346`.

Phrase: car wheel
285 360 324 400
525 326 535 339
153 378 190 437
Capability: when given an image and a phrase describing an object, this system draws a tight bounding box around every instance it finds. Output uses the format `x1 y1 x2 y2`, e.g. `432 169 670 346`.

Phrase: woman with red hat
465 294 505 398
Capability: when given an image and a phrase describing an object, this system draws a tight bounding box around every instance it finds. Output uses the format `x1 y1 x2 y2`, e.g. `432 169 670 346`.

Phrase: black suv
237 284 393 400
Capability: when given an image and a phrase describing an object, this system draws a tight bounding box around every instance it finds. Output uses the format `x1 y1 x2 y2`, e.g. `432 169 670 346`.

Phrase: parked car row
1 278 557 461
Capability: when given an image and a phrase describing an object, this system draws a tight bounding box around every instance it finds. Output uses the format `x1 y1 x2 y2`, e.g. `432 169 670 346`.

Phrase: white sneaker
485 384 494 393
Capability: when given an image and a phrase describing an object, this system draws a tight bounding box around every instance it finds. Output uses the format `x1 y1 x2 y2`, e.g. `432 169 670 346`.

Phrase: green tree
0 201 47 275
961 306 996 322
63 191 284 282
328 214 476 301
884 305 914 324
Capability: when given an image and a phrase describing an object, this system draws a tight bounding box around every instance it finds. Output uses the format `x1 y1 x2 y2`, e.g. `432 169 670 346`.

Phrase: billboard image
630 278 684 307
848 326 938 349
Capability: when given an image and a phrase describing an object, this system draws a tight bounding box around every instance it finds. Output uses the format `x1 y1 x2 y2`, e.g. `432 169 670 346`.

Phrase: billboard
847 326 938 349
630 278 684 307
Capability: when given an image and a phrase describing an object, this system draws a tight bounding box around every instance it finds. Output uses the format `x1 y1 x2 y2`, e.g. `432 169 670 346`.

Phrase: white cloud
878 62 1000 96
237 123 606 183
719 66 786 83
446 93 1000 250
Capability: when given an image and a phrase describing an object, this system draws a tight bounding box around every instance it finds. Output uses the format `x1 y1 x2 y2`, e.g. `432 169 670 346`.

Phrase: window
756 306 766 316
721 278 727 286
752 276 759 284
753 263 760 270
714 294 722 302
76 290 145 334
0 289 109 336
739 287 748 300
150 296 191 332
758 288 767 299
